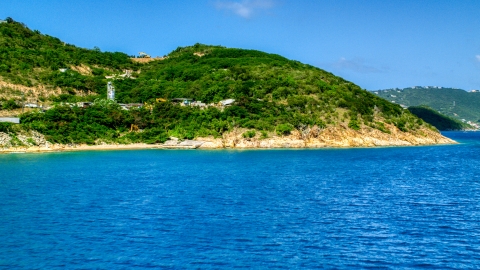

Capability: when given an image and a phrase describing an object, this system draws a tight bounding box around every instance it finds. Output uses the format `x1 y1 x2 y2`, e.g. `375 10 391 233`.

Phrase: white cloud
476 55 480 62
214 0 275 18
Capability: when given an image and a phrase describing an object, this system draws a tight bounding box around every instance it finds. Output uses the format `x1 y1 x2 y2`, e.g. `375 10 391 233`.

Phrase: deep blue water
1 132 479 269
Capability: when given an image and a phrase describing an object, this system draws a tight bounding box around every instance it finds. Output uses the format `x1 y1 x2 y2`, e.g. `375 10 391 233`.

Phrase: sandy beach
0 143 166 154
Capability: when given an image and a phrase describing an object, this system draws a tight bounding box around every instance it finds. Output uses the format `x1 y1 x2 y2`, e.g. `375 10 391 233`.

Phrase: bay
0 132 479 269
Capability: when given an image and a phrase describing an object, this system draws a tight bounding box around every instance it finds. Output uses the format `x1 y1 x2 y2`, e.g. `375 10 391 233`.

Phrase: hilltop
0 19 454 150
372 86 480 128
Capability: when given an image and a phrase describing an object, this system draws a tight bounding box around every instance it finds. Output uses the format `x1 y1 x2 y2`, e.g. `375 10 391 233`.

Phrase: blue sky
3 0 480 90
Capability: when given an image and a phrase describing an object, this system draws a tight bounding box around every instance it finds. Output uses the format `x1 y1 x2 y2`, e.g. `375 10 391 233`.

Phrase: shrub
242 130 256 138
2 99 20 110
26 138 37 145
375 121 390 134
348 119 360 130
0 122 13 133
395 119 407 132
276 123 294 136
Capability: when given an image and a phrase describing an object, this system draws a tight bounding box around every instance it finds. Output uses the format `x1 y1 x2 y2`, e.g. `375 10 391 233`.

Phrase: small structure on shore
0 117 20 124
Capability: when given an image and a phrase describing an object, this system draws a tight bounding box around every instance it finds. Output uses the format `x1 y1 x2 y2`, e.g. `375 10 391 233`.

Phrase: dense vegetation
373 87 480 123
408 106 468 131
0 18 137 96
1 18 435 145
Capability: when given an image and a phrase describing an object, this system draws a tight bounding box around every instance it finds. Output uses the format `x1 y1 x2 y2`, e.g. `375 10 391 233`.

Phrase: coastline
0 125 457 154
0 140 457 154
0 143 164 154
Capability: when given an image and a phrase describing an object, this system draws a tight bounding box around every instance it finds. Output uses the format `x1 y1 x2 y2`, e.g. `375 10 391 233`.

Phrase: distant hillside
0 18 452 147
372 86 480 124
408 106 469 131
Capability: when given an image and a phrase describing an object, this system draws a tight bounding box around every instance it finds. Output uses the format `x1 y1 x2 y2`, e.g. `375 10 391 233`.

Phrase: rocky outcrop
162 137 205 149
196 124 455 149
0 124 455 153
0 130 48 149
0 132 11 148
0 130 51 152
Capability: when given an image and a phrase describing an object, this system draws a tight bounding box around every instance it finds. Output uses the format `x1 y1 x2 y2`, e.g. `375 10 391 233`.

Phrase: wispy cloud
332 57 387 74
476 55 480 62
214 0 275 18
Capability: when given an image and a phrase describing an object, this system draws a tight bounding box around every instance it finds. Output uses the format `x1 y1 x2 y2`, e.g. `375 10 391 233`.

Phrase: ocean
1 132 479 269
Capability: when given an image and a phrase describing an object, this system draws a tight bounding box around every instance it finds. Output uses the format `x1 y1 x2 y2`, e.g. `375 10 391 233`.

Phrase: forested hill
0 19 442 146
408 106 469 131
0 19 137 96
372 87 480 124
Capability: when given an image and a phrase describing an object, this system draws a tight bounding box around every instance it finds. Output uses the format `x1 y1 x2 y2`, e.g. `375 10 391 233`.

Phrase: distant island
0 18 454 152
372 86 480 129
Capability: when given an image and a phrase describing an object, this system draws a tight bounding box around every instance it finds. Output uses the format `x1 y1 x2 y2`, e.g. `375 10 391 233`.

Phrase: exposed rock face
17 130 47 146
162 139 204 149
196 125 455 149
0 79 92 108
0 132 11 147
0 124 455 153
0 130 48 150
69 64 92 75
0 80 62 104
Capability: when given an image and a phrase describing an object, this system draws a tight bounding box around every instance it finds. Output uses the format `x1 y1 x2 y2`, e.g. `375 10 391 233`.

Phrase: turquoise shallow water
0 132 479 269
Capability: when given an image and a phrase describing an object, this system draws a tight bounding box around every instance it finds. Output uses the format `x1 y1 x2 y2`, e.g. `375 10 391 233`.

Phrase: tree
1 99 20 110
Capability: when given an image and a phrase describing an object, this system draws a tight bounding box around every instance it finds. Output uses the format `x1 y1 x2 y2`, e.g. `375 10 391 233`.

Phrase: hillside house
24 103 39 108
191 101 206 108
171 98 193 106
220 99 235 106
76 102 92 108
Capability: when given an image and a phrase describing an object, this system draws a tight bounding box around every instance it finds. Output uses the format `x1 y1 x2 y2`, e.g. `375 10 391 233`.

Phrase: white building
107 82 115 100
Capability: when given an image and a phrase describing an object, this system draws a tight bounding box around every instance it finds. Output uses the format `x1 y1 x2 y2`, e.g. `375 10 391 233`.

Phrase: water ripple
0 132 479 268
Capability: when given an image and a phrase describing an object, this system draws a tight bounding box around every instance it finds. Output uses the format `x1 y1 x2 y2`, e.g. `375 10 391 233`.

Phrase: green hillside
372 86 480 124
0 19 438 145
0 18 138 99
408 106 469 131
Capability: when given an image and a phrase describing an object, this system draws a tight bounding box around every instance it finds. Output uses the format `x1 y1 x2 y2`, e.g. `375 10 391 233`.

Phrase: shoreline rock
0 125 457 154
196 125 456 149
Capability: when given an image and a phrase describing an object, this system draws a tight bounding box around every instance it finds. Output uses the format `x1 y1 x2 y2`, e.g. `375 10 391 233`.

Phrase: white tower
107 82 115 100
